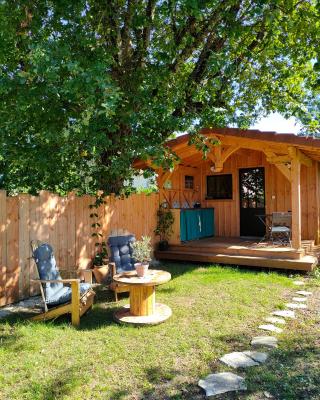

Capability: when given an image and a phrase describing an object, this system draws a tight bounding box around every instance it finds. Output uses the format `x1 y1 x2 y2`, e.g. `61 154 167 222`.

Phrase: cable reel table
113 269 172 325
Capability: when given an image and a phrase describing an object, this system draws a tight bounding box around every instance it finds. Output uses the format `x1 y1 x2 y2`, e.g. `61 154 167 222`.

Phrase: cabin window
206 174 233 200
185 175 194 189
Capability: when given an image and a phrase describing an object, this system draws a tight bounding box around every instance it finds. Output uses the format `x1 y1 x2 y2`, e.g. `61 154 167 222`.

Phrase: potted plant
154 205 174 251
132 236 152 277
92 241 110 284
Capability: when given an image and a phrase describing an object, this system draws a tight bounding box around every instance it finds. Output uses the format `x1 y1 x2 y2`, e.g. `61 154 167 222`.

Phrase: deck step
154 250 317 272
168 244 305 260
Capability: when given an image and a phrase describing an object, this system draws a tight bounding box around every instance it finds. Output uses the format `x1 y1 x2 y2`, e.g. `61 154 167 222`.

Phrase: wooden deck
155 237 319 271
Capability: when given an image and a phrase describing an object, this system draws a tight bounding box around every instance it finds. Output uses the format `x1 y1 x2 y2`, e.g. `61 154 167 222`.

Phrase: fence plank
29 195 40 295
6 196 19 303
67 192 76 270
0 191 7 306
18 194 30 299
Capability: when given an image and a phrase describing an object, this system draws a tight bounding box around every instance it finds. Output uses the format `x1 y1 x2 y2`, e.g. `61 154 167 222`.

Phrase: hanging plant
89 195 110 283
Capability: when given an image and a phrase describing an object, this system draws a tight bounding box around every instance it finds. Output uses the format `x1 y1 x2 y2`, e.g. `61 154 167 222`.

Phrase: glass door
239 167 266 237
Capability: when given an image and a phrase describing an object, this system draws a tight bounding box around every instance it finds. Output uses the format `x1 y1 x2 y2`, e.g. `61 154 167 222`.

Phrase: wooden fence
0 190 159 306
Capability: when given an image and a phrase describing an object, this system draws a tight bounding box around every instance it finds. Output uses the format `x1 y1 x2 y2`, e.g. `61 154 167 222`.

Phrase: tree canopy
0 0 319 195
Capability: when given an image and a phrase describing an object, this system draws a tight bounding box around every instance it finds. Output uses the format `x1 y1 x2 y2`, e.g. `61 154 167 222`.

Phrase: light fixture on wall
210 164 216 172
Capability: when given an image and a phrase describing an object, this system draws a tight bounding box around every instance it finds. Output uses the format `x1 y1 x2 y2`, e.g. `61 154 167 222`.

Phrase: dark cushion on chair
33 243 64 302
108 235 136 273
32 243 91 307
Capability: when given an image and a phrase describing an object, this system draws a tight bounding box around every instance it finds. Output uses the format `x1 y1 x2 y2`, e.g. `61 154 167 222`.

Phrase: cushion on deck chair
46 282 91 307
108 235 136 273
271 226 291 233
32 243 91 307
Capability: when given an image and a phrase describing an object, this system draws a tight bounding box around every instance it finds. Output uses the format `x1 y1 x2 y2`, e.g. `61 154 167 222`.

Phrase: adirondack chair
30 241 95 326
108 234 136 301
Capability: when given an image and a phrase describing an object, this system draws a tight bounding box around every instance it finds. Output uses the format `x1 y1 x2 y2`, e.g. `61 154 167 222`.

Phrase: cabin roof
167 127 320 150
135 127 320 169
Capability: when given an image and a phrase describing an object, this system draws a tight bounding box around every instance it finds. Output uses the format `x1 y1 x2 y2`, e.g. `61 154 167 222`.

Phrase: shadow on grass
25 366 81 400
244 336 320 400
0 323 20 347
107 389 130 400
160 260 305 280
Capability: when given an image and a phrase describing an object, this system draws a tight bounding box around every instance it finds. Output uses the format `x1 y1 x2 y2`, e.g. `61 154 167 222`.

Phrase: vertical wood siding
161 149 319 240
0 192 159 306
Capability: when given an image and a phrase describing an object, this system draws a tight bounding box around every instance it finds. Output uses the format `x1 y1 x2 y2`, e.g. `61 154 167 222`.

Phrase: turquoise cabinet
180 208 214 242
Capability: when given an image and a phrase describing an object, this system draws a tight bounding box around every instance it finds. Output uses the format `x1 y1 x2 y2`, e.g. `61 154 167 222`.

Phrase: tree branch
121 0 134 64
170 1 240 73
140 0 156 66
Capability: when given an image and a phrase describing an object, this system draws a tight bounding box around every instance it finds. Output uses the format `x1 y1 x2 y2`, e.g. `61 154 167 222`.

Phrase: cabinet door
200 209 214 238
180 210 187 242
186 210 201 241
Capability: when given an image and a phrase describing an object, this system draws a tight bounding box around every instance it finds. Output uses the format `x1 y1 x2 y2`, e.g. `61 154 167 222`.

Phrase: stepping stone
296 290 312 296
264 316 286 325
259 324 283 333
251 336 278 348
198 372 247 397
219 352 259 368
292 297 307 302
272 310 296 319
286 303 307 309
243 350 268 364
293 281 305 286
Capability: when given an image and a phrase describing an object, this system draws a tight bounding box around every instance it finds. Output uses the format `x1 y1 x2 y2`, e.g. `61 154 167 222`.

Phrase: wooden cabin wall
202 149 319 240
161 149 319 241
159 165 202 208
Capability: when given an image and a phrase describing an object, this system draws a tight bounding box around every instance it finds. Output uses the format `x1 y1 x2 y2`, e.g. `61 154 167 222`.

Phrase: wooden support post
71 280 80 327
291 155 302 249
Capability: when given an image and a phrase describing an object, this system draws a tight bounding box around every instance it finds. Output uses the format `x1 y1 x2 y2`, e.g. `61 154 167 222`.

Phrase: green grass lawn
0 263 319 400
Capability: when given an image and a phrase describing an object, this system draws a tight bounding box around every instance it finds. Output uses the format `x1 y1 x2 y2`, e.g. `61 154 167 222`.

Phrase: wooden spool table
113 269 172 325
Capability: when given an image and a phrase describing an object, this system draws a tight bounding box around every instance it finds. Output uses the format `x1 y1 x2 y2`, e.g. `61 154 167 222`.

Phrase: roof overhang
134 127 320 170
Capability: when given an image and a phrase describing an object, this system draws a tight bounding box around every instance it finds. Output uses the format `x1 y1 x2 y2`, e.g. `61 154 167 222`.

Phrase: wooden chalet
136 128 320 271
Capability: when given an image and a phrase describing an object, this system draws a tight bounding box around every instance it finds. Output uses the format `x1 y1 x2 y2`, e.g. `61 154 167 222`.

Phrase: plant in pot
154 205 174 251
132 236 152 277
92 241 110 284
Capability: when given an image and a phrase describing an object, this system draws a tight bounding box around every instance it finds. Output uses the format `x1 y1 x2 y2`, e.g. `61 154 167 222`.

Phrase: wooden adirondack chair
30 241 95 327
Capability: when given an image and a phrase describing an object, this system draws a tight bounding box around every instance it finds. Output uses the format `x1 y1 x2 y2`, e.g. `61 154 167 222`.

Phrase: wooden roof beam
274 164 291 181
288 147 312 167
264 150 291 181
157 169 175 188
207 144 240 172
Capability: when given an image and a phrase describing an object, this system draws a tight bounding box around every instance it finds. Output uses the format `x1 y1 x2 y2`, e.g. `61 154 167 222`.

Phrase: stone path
251 336 278 348
286 303 307 309
198 277 313 397
220 352 259 368
292 297 307 302
293 280 305 286
264 316 286 325
272 309 296 319
198 372 247 397
258 324 283 333
296 290 312 296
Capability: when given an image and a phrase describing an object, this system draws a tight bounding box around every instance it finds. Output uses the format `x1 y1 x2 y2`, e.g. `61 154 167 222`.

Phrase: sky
250 112 302 134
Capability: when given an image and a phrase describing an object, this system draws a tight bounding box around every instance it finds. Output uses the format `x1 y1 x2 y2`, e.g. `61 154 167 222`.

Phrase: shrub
132 236 152 264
